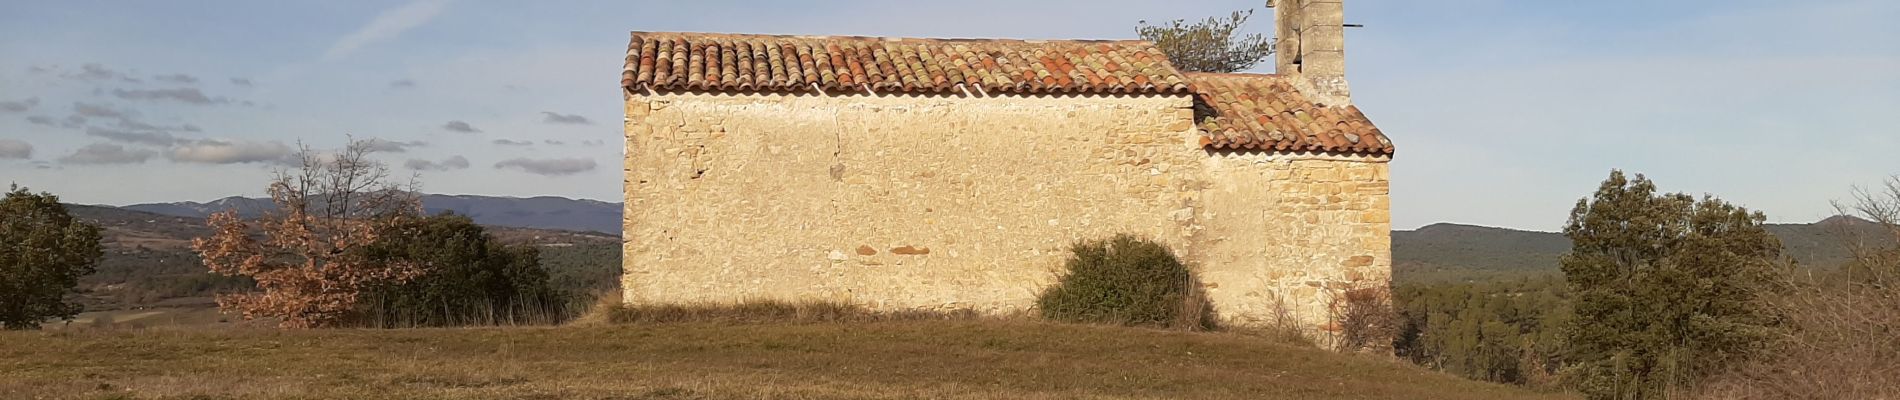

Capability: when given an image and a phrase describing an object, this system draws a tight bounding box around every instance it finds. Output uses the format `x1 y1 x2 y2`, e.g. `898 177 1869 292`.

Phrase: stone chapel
621 0 1392 329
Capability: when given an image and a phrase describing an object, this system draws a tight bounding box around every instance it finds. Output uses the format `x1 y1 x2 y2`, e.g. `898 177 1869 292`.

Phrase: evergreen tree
0 185 103 329
1560 170 1786 399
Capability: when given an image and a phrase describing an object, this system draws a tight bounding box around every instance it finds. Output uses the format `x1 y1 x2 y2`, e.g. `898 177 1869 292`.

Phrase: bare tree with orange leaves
192 138 423 328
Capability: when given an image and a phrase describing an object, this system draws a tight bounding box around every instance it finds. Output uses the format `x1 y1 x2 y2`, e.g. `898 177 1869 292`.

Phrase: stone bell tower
1272 0 1350 106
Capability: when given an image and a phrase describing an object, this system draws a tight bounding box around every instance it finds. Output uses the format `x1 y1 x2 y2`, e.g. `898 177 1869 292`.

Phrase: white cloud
168 139 293 164
322 0 453 61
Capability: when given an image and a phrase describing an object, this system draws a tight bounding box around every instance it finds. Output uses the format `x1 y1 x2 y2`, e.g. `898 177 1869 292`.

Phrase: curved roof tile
1188 73 1393 155
625 32 1193 95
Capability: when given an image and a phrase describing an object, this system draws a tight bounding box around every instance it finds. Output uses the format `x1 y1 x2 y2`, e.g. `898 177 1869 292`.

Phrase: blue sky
0 0 1895 231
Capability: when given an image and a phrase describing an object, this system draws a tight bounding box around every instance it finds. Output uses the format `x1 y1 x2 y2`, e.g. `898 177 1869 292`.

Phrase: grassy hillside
1 320 1572 400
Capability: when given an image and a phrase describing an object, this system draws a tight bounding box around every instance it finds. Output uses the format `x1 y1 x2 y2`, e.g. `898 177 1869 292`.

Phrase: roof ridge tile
624 31 1191 95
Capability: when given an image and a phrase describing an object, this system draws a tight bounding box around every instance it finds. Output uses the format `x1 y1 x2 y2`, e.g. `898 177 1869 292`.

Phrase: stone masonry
622 91 1390 329
621 1 1389 331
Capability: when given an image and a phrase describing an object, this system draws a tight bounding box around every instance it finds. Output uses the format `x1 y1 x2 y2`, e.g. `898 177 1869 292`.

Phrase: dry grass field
0 318 1574 400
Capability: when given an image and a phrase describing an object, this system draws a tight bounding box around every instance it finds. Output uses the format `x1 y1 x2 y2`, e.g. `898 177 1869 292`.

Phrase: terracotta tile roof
1189 73 1393 155
624 32 1192 95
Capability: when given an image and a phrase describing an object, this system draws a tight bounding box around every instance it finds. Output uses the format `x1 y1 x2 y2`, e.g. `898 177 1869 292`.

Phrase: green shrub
349 212 570 327
1036 235 1214 330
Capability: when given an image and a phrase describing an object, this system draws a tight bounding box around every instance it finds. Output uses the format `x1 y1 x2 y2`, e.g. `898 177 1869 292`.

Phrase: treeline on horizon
1387 170 1900 399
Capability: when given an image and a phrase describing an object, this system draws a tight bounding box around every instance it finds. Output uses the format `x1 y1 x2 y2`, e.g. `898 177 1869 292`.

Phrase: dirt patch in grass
1 320 1574 399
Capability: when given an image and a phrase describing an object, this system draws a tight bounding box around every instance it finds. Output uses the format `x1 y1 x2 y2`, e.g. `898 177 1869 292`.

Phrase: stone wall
622 91 1390 329
1197 152 1391 329
622 92 1207 313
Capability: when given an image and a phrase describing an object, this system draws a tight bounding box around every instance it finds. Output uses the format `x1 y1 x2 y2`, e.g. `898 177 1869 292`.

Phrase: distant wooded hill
120 194 624 234
66 204 620 312
68 194 1891 308
1392 216 1892 283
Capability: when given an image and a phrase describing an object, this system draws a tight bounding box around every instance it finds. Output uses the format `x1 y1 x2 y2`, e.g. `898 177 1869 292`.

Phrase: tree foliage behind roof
1137 10 1276 73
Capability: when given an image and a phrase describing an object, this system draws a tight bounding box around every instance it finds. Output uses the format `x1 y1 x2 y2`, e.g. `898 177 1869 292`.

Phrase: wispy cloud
323 0 452 62
363 138 427 153
0 139 31 159
389 79 417 89
60 143 155 165
492 139 532 146
168 139 293 164
114 118 202 133
0 97 38 112
85 127 184 146
230 78 254 87
62 63 137 82
71 102 131 119
539 111 591 125
441 120 479 133
153 73 198 84
110 88 230 105
494 157 595 176
405 155 469 171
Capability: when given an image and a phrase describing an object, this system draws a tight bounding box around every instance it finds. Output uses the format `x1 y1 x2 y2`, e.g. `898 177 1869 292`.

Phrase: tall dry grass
1693 272 1900 399
576 292 981 325
1329 284 1401 354
1695 178 1900 399
1226 292 1319 347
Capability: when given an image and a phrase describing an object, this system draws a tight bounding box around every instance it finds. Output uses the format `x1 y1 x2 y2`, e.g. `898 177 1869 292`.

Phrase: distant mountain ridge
113 194 1893 283
1392 217 1892 283
122 194 624 234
